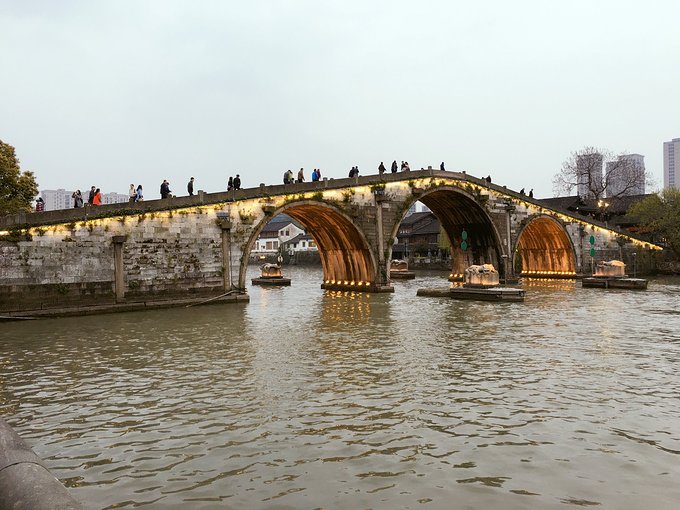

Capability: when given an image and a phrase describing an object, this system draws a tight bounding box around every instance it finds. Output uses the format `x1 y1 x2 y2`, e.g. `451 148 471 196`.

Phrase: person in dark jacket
72 190 83 208
233 175 241 190
378 162 386 174
391 160 398 173
187 177 194 196
160 180 171 199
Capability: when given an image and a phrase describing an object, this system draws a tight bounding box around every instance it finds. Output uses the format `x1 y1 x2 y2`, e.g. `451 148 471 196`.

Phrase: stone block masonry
0 209 229 315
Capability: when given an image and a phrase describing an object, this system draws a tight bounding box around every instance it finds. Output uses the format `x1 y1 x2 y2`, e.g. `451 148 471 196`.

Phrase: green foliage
0 140 39 215
438 225 451 251
627 189 680 256
2 229 32 242
341 189 355 203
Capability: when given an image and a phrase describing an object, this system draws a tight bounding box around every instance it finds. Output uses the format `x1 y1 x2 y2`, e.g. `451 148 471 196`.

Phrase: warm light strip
2 176 663 250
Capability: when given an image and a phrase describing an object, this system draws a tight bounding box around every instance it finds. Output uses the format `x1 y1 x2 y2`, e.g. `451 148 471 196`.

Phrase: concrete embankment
0 416 82 509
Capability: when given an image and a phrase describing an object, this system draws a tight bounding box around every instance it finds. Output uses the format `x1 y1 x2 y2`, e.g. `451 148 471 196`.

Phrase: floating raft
582 277 647 290
251 277 291 286
417 285 526 302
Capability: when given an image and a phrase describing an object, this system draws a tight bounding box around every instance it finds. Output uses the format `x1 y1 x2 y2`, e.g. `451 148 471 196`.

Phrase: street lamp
597 200 609 227
597 199 610 226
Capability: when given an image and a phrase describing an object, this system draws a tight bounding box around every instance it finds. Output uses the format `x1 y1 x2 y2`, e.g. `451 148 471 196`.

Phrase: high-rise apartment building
41 189 73 211
576 152 603 198
663 138 680 189
605 154 645 197
40 188 128 211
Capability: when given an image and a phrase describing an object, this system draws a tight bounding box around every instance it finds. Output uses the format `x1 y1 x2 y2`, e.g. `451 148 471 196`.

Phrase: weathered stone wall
0 208 227 312
119 210 224 299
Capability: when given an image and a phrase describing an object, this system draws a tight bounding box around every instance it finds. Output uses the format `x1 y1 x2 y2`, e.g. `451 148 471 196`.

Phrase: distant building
283 233 317 253
252 214 309 255
537 194 655 235
41 189 73 211
392 212 444 260
576 152 603 198
40 188 128 211
663 138 680 189
606 154 645 197
101 191 128 206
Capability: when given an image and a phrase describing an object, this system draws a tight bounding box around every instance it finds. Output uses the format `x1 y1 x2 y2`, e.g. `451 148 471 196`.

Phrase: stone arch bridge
0 170 661 314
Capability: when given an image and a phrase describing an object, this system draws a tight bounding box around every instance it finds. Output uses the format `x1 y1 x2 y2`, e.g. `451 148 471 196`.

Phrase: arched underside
416 190 503 276
246 202 377 291
516 216 576 277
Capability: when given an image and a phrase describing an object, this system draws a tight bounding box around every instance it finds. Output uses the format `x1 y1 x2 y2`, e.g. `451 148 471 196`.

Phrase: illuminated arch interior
516 217 576 276
259 203 375 287
415 189 502 275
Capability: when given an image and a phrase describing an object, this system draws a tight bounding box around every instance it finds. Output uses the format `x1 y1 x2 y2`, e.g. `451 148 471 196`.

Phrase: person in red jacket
93 188 102 205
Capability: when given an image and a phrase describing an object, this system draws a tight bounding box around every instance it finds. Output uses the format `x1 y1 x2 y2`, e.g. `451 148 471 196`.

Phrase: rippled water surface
2 268 680 509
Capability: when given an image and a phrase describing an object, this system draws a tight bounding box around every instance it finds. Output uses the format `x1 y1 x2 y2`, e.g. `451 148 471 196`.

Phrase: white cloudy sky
2 0 679 198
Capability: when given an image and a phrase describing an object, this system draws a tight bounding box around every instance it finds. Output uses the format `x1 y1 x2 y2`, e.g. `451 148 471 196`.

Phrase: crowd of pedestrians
42 159 472 212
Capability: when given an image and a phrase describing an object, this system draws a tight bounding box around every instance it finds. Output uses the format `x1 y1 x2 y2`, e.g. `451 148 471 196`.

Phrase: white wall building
606 154 645 197
663 138 680 190
252 216 306 254
285 233 317 252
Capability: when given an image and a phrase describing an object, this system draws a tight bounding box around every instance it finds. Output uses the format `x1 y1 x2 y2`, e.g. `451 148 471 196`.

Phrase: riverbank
0 292 248 321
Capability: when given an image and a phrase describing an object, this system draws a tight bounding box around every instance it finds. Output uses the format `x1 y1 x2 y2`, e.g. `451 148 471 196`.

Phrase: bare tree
553 146 651 199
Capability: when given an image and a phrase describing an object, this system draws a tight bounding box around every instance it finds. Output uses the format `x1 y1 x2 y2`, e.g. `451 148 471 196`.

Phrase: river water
1 268 679 509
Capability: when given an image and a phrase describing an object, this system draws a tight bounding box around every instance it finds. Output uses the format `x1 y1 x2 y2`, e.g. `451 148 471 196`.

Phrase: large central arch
514 215 576 277
389 187 505 276
241 201 377 291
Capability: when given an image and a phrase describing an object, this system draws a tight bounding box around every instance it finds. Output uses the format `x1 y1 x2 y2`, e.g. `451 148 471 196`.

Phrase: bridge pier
373 187 393 291
503 203 516 280
112 235 127 302
217 216 234 291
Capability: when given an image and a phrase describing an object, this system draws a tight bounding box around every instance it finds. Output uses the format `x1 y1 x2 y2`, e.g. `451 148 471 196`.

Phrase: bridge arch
389 186 505 276
514 215 576 277
240 201 378 290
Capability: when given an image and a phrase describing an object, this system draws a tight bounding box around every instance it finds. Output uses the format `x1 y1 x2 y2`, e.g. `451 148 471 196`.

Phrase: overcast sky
2 0 679 199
